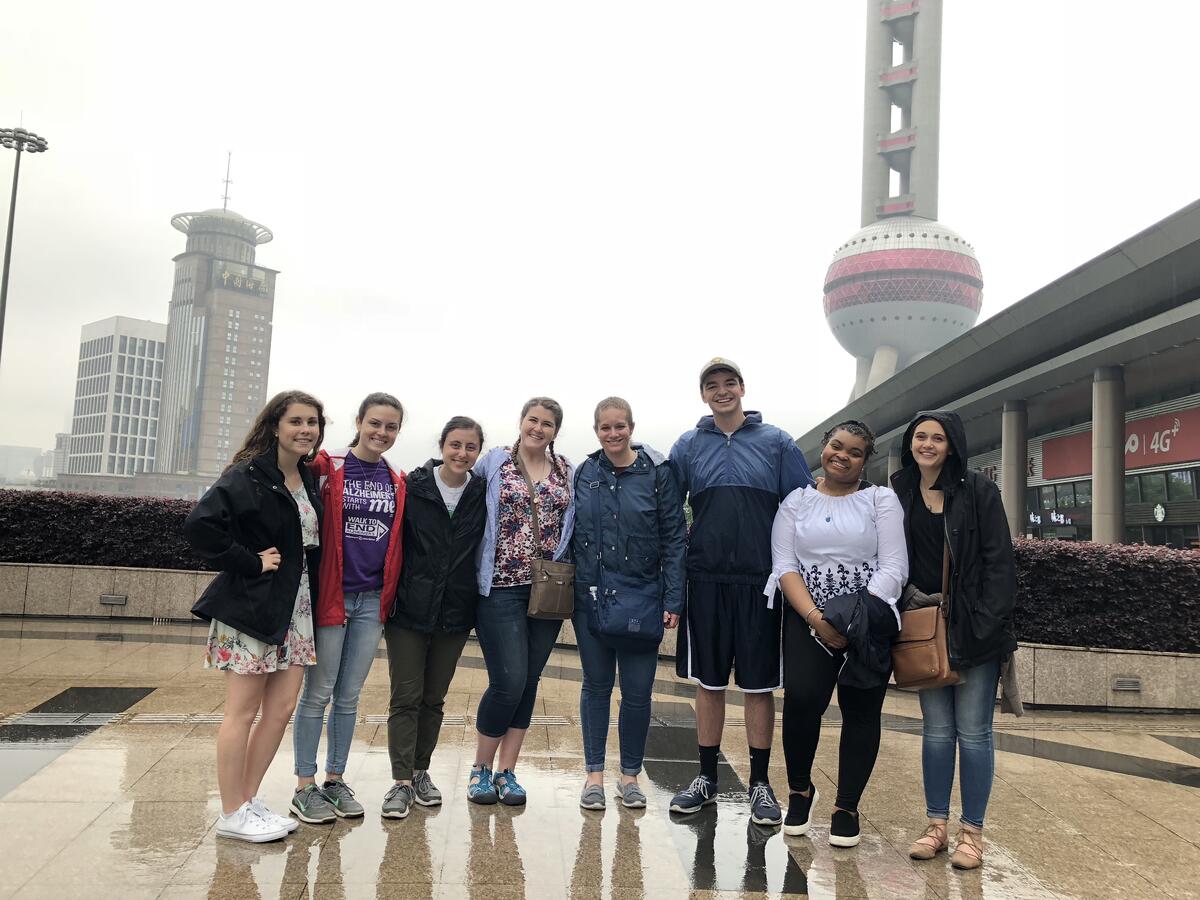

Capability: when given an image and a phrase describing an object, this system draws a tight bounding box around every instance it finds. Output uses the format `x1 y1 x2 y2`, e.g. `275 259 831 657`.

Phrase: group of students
184 355 1017 874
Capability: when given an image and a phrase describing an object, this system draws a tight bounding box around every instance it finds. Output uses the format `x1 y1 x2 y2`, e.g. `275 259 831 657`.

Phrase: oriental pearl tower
826 0 983 401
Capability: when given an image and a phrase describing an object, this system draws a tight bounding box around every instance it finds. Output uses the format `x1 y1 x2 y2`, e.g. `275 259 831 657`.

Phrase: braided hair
820 419 876 458
512 396 567 481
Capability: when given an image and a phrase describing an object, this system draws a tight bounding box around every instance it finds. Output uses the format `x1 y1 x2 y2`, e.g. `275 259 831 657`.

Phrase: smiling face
441 427 482 476
354 404 402 460
519 405 559 453
594 405 634 459
276 403 321 457
821 429 869 485
701 369 745 417
911 418 951 473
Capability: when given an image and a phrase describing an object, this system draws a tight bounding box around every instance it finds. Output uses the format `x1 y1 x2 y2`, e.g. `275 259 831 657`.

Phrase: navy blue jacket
669 412 813 584
572 444 687 615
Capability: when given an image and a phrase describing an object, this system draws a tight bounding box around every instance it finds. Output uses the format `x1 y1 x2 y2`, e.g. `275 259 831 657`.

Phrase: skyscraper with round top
155 208 277 476
826 0 982 400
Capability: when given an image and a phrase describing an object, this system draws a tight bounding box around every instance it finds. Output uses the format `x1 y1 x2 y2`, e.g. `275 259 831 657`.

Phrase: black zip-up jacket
187 453 323 645
890 410 1018 671
390 459 486 633
820 587 899 689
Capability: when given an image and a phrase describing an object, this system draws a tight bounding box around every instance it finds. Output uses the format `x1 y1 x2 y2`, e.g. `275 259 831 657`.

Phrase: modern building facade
797 199 1200 551
155 208 276 476
66 317 167 477
826 0 982 400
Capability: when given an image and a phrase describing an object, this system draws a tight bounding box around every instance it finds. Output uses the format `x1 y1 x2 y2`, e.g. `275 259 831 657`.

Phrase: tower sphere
823 217 983 364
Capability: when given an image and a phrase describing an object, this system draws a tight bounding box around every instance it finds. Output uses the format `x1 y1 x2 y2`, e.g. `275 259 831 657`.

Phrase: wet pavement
1 617 1199 898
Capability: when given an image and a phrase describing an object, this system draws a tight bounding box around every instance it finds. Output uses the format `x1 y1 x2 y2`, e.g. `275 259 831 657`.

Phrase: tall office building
823 0 983 400
156 208 277 475
67 317 167 476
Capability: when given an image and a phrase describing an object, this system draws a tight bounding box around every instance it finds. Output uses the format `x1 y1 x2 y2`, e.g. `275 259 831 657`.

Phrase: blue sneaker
467 765 498 805
493 769 527 806
670 773 718 815
749 782 782 827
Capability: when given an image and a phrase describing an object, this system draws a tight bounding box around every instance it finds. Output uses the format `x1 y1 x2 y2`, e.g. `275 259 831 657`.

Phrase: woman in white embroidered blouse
768 420 907 848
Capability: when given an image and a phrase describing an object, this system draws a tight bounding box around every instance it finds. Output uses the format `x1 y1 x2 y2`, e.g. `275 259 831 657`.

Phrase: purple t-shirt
341 455 396 593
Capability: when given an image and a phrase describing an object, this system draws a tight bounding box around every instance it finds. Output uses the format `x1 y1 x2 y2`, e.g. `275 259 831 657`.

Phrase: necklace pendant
824 516 831 523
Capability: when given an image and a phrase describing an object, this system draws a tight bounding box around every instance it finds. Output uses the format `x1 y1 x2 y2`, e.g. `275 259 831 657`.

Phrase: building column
864 345 899 393
887 445 902 480
1000 399 1027 538
1091 366 1125 544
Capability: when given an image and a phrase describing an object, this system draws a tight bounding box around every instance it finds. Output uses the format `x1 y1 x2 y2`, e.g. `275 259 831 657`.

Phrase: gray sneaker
617 781 647 809
381 783 415 820
411 770 443 807
321 779 365 818
290 784 336 824
579 783 606 811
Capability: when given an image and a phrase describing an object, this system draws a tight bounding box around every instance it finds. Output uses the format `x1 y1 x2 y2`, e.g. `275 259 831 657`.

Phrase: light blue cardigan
473 446 576 596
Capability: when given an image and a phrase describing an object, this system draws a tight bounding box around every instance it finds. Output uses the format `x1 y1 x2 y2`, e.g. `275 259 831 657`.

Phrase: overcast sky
2 2 1199 467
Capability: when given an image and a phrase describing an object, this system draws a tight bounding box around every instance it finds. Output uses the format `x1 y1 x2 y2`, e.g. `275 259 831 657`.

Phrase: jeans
919 657 1002 829
473 586 563 738
293 590 384 777
384 624 470 781
573 608 659 776
782 607 887 811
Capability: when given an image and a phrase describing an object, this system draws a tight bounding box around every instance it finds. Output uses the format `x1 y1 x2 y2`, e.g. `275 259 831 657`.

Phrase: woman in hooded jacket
381 416 488 819
890 410 1017 870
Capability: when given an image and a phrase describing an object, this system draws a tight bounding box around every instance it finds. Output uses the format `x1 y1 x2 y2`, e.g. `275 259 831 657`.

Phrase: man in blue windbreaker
668 358 813 827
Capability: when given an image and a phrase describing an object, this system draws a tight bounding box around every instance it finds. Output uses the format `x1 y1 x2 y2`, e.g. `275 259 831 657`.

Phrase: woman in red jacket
289 392 407 824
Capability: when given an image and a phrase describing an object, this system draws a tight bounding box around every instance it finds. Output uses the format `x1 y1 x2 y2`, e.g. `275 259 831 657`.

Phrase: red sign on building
1042 407 1200 479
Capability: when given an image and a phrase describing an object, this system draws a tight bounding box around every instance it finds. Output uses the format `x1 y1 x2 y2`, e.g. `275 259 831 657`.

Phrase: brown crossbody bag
516 457 575 620
892 539 960 690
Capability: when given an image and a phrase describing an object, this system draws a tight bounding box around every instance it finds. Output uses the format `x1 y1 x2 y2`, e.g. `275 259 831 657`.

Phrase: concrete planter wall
3 562 1197 711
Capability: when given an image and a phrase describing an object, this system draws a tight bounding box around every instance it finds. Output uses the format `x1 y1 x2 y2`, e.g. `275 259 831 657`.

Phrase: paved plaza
0 617 1198 899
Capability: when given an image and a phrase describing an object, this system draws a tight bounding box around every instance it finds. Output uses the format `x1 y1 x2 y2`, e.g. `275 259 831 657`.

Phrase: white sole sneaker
216 810 289 843
783 788 819 837
829 832 862 848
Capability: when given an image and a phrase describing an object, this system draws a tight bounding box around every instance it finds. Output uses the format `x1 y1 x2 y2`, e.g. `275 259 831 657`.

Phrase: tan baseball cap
699 356 743 388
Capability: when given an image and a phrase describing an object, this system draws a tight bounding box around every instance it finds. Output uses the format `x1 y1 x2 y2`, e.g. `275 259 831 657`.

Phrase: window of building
1055 483 1076 508
1039 486 1056 510
1124 475 1140 504
1167 469 1196 502
1074 480 1092 508
1140 472 1167 505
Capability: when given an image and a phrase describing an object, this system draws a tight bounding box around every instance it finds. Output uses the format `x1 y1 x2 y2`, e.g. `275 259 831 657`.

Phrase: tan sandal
950 828 984 870
908 822 948 860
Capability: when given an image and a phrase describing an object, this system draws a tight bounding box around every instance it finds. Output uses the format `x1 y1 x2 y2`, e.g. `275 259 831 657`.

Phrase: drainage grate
363 715 467 726
5 712 121 727
1112 677 1142 692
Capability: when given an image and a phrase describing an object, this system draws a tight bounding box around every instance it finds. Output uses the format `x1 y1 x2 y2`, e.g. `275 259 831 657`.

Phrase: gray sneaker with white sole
381 783 415 819
411 770 442 806
321 779 365 818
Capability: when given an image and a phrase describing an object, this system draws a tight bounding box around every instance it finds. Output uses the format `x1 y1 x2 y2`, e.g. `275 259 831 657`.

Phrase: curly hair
821 419 876 459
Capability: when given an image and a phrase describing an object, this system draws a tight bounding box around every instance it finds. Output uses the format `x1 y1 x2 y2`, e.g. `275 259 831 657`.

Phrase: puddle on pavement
0 686 154 798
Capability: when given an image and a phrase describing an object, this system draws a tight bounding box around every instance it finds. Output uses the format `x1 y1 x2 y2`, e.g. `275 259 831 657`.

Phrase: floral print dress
491 457 571 588
205 484 319 674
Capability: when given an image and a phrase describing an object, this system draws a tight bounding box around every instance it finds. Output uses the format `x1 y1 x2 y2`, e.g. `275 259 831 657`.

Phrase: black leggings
782 606 887 812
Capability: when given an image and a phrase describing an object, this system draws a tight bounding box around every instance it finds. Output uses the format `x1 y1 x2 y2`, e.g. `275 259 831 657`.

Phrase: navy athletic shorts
675 580 783 692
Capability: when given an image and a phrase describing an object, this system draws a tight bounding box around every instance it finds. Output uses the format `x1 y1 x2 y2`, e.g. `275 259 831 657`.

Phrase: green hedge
1012 537 1199 653
2 490 1198 652
0 489 205 571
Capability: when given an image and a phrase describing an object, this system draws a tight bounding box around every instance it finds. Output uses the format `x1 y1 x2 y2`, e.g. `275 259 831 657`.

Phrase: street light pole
0 127 50 370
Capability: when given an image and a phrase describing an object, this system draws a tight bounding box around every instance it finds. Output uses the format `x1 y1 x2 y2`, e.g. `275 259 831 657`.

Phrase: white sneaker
251 797 299 833
216 801 289 843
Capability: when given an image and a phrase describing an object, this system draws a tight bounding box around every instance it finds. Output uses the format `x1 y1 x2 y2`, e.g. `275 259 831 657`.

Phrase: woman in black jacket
186 390 326 843
381 416 488 819
889 410 1017 870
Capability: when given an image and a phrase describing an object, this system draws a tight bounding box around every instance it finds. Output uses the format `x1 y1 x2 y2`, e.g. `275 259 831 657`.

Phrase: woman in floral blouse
186 390 326 843
467 397 575 806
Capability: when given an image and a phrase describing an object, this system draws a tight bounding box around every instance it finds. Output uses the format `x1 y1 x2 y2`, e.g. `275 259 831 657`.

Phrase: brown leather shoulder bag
892 539 960 690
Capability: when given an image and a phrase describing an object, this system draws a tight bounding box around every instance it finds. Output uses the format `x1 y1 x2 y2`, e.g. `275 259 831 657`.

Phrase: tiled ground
1 617 1198 899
